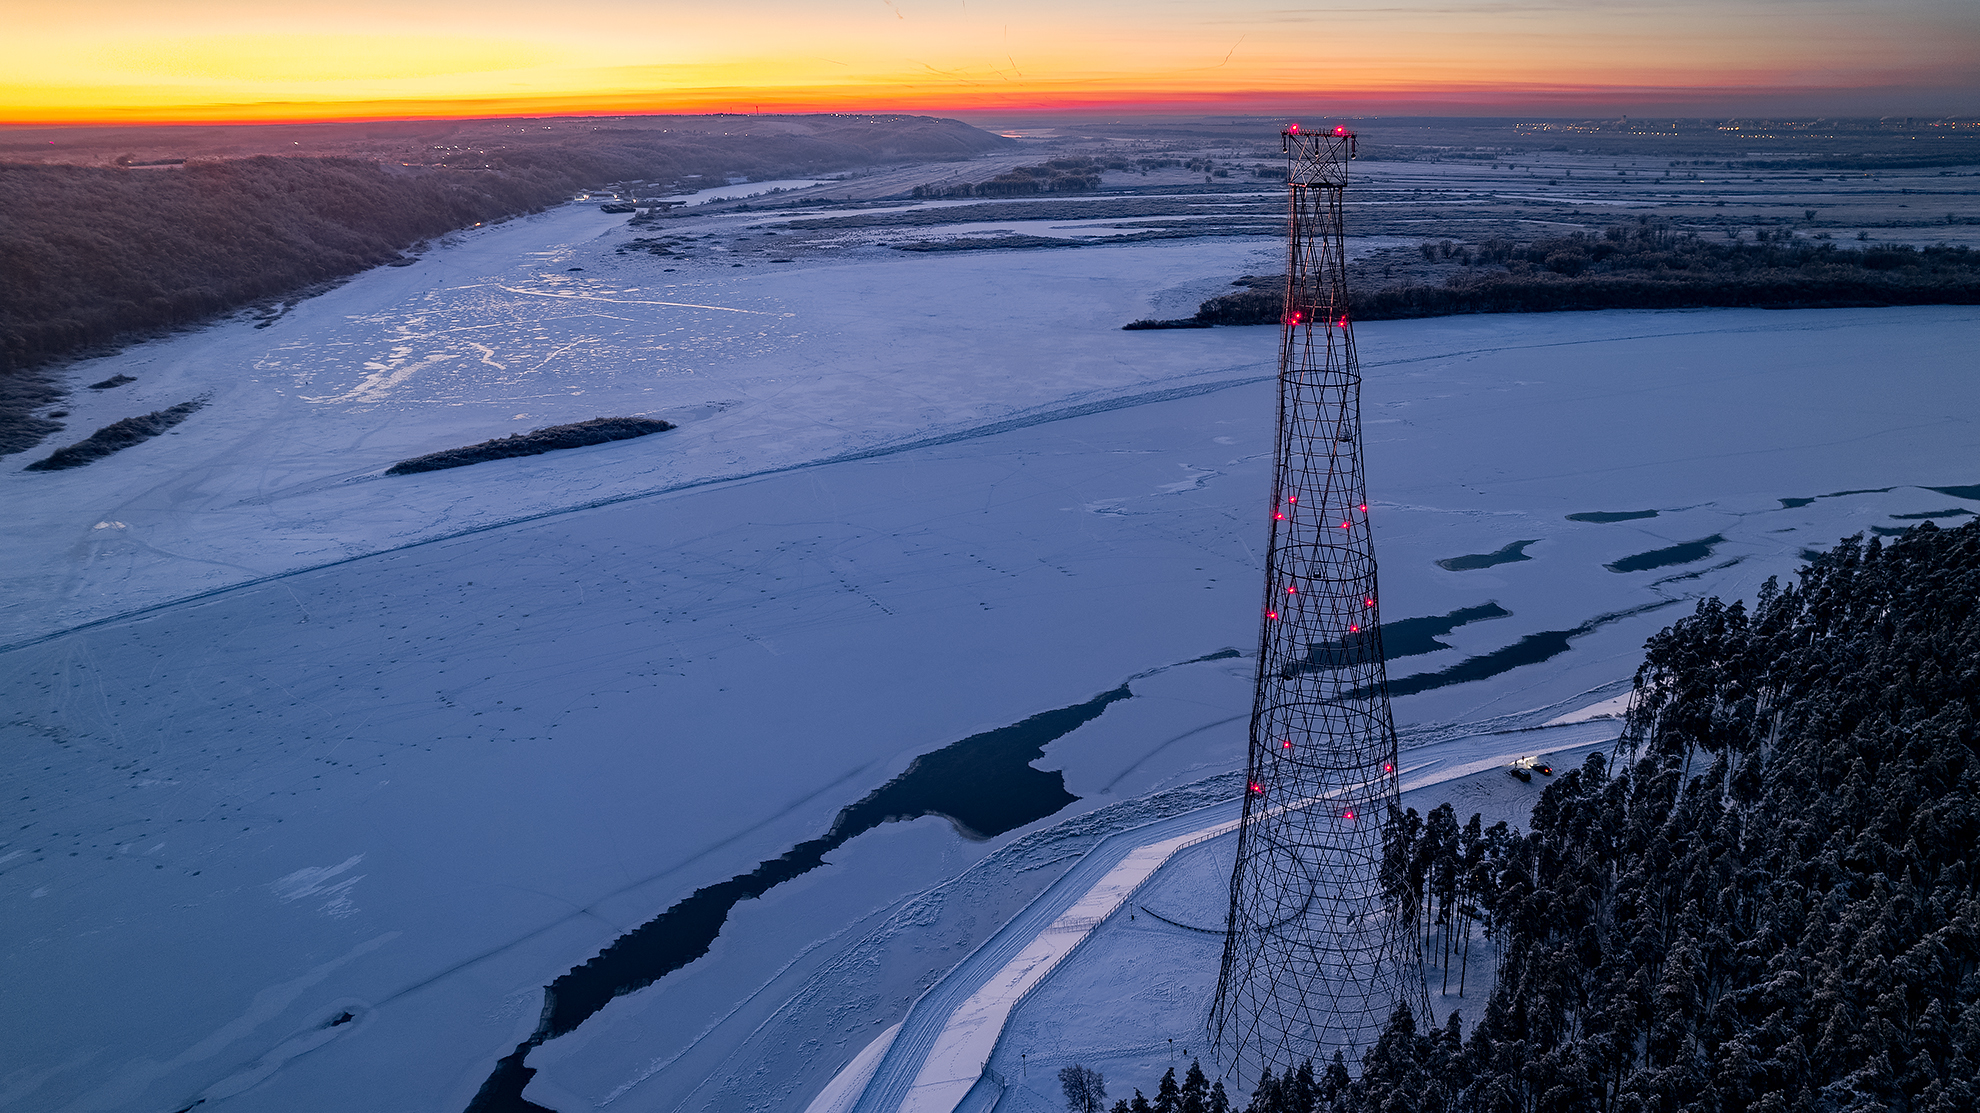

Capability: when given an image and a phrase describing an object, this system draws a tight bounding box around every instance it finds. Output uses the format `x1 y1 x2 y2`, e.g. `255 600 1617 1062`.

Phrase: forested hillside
1375 520 1976 1112
1123 521 1980 1113
0 158 558 376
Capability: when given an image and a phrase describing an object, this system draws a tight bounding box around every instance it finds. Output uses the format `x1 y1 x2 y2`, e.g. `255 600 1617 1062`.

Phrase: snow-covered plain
2 193 1976 1113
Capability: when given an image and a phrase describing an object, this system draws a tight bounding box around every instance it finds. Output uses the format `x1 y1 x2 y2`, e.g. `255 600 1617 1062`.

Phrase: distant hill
0 113 1013 171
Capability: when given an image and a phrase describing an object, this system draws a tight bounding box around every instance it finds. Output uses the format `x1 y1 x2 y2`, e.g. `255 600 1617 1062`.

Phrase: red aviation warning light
1333 126 1347 136
1250 780 1266 795
1288 123 1301 135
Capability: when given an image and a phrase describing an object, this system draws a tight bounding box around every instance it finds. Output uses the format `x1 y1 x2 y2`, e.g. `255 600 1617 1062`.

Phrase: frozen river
1 196 1976 1113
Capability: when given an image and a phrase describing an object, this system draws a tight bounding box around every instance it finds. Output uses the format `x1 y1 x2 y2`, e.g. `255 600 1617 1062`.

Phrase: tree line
1062 1059 1235 1113
1381 803 1519 1001
914 156 1113 198
1182 222 1980 326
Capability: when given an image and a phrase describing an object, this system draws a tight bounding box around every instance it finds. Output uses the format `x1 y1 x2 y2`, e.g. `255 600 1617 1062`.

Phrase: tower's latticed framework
1211 126 1426 1082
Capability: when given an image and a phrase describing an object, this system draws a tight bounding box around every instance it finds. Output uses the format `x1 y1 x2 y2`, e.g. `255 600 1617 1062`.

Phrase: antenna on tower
1210 123 1426 1083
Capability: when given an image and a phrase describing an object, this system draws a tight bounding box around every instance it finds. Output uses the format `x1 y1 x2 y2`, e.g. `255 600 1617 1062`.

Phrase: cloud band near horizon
8 0 1977 124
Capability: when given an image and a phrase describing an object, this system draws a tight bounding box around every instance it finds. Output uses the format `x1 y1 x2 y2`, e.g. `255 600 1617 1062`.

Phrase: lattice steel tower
1211 125 1425 1082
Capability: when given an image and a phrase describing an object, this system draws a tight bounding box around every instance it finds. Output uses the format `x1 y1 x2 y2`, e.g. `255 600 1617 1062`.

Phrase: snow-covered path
877 810 1246 1113
809 723 1621 1113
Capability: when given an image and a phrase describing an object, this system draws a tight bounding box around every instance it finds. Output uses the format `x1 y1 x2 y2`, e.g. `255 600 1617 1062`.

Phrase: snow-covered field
2 194 1976 1113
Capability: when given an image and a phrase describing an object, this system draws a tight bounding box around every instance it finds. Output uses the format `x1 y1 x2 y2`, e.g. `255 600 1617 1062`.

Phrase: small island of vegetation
385 416 675 476
23 397 207 471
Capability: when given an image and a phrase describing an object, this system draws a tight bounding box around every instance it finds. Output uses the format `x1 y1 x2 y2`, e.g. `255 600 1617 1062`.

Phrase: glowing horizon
8 1 1977 126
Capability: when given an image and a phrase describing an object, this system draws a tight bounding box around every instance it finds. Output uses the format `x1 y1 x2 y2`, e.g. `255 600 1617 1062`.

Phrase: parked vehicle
1508 756 1555 781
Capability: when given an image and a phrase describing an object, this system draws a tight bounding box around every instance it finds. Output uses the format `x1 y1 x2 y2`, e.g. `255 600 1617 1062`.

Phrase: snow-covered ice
2 195 1976 1113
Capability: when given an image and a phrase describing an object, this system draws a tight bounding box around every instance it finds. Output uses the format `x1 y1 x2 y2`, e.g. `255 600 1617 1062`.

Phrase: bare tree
1060 1064 1107 1113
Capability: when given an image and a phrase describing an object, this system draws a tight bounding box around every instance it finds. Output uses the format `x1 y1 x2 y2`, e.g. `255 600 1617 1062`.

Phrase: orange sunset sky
7 0 1978 125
